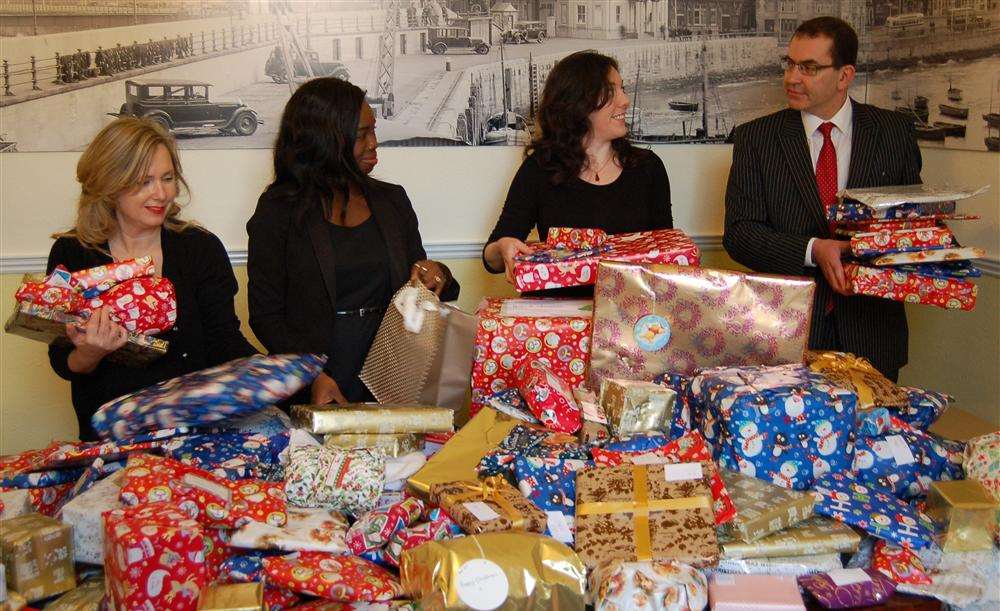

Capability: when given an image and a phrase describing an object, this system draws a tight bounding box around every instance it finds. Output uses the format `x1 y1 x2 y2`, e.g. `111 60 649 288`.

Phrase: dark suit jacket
723 99 922 375
246 177 459 376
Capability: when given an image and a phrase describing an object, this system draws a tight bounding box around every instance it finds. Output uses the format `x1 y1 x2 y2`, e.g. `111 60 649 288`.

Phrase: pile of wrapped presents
1 186 997 610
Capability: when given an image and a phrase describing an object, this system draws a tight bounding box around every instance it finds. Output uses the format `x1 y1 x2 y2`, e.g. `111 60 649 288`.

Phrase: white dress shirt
803 97 853 266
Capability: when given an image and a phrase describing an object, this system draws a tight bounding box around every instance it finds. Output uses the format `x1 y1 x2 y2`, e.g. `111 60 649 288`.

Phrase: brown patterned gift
722 470 814 543
0 513 75 602
718 516 862 559
429 477 547 535
805 350 909 411
574 461 719 569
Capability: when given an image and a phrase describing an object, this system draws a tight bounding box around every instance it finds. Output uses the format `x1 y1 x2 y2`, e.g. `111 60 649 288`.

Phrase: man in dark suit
724 16 921 381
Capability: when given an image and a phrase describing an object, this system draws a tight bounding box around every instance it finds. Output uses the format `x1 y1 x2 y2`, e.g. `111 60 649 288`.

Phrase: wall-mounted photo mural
1 0 997 152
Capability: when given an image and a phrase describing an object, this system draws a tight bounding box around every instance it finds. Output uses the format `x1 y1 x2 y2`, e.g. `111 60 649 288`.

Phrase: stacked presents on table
833 184 988 311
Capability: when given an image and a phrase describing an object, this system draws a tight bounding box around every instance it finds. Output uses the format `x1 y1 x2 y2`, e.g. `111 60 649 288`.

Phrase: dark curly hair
268 77 369 221
528 50 639 185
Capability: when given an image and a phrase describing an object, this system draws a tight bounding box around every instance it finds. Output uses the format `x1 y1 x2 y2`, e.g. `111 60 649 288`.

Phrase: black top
484 148 673 295
246 177 459 384
47 227 257 440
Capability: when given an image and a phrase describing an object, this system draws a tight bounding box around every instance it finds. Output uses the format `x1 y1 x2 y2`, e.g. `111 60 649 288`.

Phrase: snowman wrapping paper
688 364 857 491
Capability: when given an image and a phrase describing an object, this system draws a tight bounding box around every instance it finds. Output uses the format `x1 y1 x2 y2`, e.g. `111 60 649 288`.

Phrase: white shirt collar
802 97 853 138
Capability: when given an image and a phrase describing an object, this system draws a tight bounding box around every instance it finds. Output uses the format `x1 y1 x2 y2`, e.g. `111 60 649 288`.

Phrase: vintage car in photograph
113 79 262 136
426 27 490 55
264 46 350 83
515 21 547 42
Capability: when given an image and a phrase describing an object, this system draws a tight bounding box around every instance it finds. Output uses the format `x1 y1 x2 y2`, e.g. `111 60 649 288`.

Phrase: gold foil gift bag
589 262 815 388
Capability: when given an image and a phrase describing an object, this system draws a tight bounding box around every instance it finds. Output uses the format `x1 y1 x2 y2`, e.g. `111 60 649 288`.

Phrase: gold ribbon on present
576 465 711 561
806 350 901 409
438 476 526 530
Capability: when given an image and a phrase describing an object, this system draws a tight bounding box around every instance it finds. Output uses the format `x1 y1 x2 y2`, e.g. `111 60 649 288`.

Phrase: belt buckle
358 307 369 318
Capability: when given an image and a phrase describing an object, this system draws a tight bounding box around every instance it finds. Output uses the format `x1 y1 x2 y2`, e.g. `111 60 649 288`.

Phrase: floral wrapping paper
589 262 814 386
230 507 350 554
515 455 591 544
963 432 1000 504
588 559 708 611
0 513 76 602
59 469 123 564
805 350 909 411
323 433 424 458
263 552 404 602
346 497 423 554
716 516 861 559
689 365 857 491
798 569 896 609
591 431 737 526
599 378 676 437
844 263 978 310
872 540 932 584
720 469 814 543
379 511 463 567
93 353 326 439
574 462 719 569
853 416 963 499
715 553 844 576
828 199 957 222
811 472 935 548
513 229 700 293
470 298 592 408
429 477 548 534
484 388 539 423
871 245 987 266
850 226 954 257
895 387 951 429
284 446 385 517
708 573 806 610
102 502 210 611
162 432 279 480
545 227 609 249
514 359 582 434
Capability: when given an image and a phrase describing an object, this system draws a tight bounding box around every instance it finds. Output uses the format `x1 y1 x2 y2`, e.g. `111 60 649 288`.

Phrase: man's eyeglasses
781 56 836 76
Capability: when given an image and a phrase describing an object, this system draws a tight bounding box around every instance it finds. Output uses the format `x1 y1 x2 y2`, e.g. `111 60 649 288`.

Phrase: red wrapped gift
513 229 700 293
590 431 737 525
86 276 177 335
380 512 461 567
850 226 954 257
103 502 211 611
471 298 592 410
844 263 977 311
14 282 83 312
72 256 156 293
263 552 404 601
514 359 582 434
872 540 932 585
545 227 608 249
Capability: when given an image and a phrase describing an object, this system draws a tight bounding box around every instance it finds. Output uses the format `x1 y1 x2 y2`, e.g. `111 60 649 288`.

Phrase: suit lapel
847 100 878 188
363 181 408 288
779 109 829 231
305 207 338 310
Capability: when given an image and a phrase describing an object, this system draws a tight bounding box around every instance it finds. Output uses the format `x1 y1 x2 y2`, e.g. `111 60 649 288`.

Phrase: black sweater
47 226 257 440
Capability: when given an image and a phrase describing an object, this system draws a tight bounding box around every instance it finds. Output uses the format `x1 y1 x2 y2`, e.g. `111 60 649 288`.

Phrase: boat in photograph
897 105 930 123
984 113 1000 128
947 78 963 102
986 136 1000 151
932 121 966 137
668 100 699 112
914 123 947 141
939 104 969 119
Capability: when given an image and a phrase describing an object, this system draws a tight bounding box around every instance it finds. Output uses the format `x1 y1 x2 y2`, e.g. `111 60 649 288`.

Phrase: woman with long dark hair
482 51 673 292
247 77 458 405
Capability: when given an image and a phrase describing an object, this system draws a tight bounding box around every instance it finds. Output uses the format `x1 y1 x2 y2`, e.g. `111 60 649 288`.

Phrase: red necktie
816 122 838 314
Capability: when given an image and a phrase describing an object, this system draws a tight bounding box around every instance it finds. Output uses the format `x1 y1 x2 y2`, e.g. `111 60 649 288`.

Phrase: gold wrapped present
407 408 519 499
4 302 168 367
400 532 586 610
197 582 264 610
599 378 676 437
429 477 547 535
323 432 423 457
2 590 27 611
805 350 908 410
718 516 861 559
45 581 105 611
721 470 814 543
925 480 999 552
0 514 75 602
575 462 719 569
291 404 454 434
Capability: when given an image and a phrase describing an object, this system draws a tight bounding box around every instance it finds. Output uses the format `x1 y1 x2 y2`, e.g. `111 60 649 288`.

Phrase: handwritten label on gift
457 559 509 611
885 435 916 466
828 568 872 587
498 299 592 318
630 453 669 465
545 511 574 544
664 462 704 482
463 501 500 522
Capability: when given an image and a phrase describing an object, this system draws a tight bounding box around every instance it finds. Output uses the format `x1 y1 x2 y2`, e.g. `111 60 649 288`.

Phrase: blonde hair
55 117 194 251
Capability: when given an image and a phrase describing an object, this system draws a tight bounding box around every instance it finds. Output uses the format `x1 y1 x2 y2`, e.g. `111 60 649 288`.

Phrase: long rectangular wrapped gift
291 404 453 434
323 433 423 458
717 516 861 559
844 263 977 311
849 226 954 257
589 262 814 386
720 470 814 543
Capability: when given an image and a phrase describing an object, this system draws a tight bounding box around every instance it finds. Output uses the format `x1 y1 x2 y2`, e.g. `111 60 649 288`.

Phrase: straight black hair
795 16 859 67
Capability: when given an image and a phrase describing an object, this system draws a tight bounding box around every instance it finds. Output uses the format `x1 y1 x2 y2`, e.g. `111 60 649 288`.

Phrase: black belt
334 306 386 318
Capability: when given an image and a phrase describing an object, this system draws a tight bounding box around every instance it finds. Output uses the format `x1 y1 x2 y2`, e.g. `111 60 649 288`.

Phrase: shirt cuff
805 237 818 267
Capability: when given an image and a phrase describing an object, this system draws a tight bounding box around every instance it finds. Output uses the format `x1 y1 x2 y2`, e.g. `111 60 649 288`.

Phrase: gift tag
457 558 509 610
885 435 915 466
498 299 592 318
664 462 703 482
630 453 668 465
463 501 500 522
182 473 232 504
828 568 872 587
546 511 574 544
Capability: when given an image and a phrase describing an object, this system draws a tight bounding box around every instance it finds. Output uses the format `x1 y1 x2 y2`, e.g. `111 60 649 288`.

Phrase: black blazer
47 227 257 440
723 100 922 375
246 177 459 375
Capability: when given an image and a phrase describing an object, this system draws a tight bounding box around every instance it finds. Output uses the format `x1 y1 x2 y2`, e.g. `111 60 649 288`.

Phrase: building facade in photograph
554 0 669 39
667 0 756 35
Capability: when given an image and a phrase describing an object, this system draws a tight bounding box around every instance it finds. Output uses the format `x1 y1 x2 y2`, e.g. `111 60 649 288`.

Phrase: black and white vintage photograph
1 0 998 151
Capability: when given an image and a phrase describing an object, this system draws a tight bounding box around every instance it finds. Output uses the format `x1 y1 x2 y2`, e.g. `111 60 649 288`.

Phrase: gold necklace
589 154 615 182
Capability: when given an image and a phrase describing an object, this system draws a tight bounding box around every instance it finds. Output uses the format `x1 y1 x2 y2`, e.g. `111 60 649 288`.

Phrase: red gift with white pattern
844 263 977 311
849 226 954 257
513 229 700 293
545 227 608 249
87 276 177 334
872 540 932 585
103 502 211 611
514 359 582 434
72 256 156 293
263 552 404 601
471 298 591 412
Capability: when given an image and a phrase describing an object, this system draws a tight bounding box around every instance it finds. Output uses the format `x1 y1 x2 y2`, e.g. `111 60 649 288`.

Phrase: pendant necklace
590 154 615 182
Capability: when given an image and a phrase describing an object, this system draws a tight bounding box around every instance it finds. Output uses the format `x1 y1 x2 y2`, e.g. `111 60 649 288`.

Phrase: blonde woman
47 117 255 440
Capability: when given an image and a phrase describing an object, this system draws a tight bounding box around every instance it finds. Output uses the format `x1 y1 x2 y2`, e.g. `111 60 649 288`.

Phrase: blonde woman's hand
65 307 128 373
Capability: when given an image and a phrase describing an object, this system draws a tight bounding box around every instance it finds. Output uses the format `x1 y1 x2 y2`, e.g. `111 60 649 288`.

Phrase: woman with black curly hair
482 50 673 295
